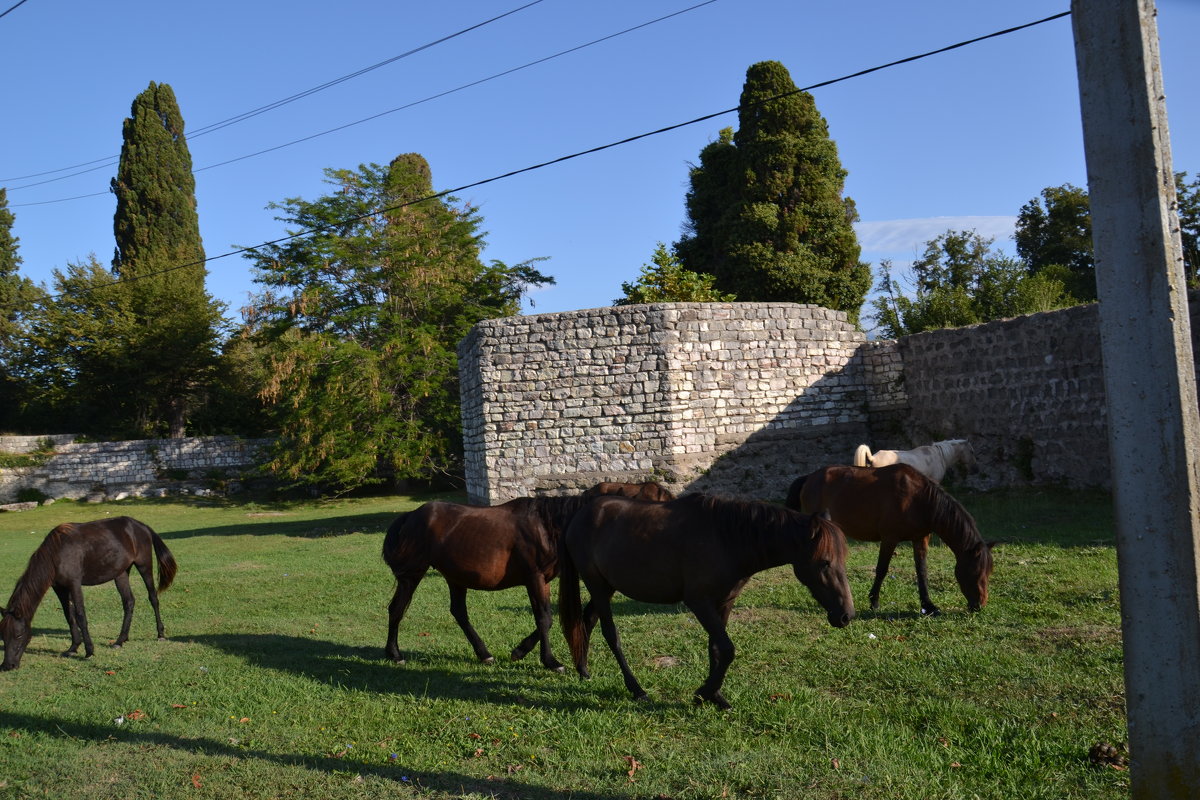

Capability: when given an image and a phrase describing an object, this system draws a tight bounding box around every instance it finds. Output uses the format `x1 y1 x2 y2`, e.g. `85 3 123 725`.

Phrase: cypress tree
675 61 870 321
110 82 223 437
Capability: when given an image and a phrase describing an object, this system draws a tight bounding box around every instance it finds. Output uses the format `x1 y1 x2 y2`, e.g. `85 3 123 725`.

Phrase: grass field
0 488 1128 799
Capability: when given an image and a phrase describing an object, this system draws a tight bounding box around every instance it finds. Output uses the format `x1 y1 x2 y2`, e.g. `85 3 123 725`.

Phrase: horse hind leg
134 559 167 639
448 583 495 664
384 572 424 663
912 536 941 616
66 584 94 658
869 541 899 611
112 571 136 647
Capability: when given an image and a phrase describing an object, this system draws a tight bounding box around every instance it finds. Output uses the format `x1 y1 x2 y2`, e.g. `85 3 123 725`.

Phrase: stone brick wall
458 303 871 503
0 436 271 503
459 298 1184 504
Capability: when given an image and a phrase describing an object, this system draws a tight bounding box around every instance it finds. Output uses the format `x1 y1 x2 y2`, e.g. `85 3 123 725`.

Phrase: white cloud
854 216 1017 255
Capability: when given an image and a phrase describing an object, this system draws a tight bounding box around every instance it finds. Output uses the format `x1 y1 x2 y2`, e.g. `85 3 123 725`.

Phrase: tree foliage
243 155 551 492
107 81 225 436
1014 183 1094 301
871 231 1074 339
0 188 45 424
1177 171 1200 286
674 61 870 320
614 243 735 305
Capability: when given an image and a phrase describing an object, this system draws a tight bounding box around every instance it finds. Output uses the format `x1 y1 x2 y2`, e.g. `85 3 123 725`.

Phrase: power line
9 0 720 203
0 0 31 21
17 10 1073 307
0 0 547 185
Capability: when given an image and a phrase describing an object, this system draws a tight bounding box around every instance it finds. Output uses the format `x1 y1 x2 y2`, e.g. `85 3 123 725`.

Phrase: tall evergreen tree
244 154 551 492
0 187 44 425
675 61 870 321
110 82 224 437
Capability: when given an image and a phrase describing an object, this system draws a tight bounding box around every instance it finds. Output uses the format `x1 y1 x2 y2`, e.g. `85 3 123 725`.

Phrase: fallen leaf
127 710 147 721
623 755 642 781
239 717 251 724
468 732 481 739
950 762 962 768
831 758 840 770
171 704 188 709
191 774 203 789
473 748 485 758
105 671 115 675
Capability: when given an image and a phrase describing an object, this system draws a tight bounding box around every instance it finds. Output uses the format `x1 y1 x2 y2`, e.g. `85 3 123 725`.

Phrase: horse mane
4 526 68 620
528 495 590 535
919 481 983 553
685 494 841 560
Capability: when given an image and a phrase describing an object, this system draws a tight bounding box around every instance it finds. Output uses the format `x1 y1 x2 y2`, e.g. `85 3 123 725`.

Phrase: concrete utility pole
1072 1 1200 796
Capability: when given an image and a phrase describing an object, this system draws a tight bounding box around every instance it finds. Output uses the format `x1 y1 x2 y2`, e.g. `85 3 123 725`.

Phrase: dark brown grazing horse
381 481 673 669
787 464 995 615
560 494 854 709
0 517 178 670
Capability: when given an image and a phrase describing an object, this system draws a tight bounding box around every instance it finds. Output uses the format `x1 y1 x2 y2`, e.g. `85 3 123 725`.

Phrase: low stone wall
458 303 871 503
0 436 271 503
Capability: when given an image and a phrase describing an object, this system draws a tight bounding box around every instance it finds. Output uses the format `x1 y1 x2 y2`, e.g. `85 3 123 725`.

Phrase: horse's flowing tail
853 444 872 467
381 512 412 571
784 473 808 511
558 540 586 673
150 529 177 592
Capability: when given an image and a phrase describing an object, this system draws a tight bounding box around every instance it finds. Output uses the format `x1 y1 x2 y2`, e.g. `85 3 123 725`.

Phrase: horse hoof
112 644 122 649
551 665 566 674
482 656 495 665
921 606 942 617
633 693 651 704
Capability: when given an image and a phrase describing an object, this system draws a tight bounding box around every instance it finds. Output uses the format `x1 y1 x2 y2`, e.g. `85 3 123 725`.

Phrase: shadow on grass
162 510 402 540
186 632 613 714
0 709 637 800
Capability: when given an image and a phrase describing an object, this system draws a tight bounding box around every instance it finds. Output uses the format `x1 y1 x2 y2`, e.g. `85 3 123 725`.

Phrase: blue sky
3 1 1197 333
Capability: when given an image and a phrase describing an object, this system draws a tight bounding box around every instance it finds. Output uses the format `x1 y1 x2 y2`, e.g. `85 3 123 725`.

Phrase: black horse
559 493 854 709
381 481 673 669
1 516 177 670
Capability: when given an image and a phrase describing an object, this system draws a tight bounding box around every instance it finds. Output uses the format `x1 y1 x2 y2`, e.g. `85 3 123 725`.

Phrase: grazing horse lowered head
853 438 977 483
381 481 673 670
1 517 177 671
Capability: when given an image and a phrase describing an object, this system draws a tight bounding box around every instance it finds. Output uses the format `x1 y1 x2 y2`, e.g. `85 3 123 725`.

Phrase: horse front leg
67 584 94 658
448 583 495 664
54 585 82 656
112 571 135 647
688 601 736 710
869 541 899 611
913 535 940 616
384 573 424 663
515 578 565 672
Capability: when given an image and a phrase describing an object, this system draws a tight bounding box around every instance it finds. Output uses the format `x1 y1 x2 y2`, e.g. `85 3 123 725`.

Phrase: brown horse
787 464 995 615
0 517 177 670
381 481 673 669
559 494 854 709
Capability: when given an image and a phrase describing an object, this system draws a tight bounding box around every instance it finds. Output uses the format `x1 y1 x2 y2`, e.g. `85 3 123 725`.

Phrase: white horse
852 439 976 483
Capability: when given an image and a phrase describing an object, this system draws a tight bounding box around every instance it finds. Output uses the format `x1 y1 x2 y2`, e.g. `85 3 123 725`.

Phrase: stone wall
0 436 271 503
458 303 871 503
458 298 1178 504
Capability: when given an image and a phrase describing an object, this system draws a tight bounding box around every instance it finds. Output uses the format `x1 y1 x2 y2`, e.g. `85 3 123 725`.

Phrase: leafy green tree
871 230 1074 338
0 188 45 426
1014 183 1095 301
614 242 735 305
1176 171 1199 285
109 81 225 437
675 61 870 321
243 154 551 492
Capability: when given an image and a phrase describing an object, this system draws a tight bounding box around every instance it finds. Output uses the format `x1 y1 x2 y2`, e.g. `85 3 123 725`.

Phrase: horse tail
853 444 872 467
149 528 177 592
784 473 808 511
558 534 586 673
381 512 412 570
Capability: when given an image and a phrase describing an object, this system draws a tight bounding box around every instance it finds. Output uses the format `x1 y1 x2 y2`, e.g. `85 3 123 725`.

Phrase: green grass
0 488 1128 799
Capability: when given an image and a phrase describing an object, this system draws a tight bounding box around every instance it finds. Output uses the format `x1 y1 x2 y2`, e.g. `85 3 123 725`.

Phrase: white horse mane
851 439 975 483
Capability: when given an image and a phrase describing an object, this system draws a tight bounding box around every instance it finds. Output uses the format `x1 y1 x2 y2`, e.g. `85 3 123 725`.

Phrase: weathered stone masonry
459 303 885 504
459 298 1181 504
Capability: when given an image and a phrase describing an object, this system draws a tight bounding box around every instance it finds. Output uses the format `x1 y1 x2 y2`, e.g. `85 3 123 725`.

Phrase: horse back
46 517 158 587
792 465 934 544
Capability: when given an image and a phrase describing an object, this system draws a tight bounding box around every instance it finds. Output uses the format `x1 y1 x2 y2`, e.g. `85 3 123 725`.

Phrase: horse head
0 606 30 671
954 540 996 611
792 512 855 628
